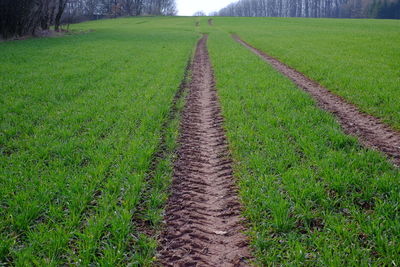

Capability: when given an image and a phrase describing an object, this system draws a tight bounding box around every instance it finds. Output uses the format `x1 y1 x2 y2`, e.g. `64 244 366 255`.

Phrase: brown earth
0 29 93 42
158 35 251 266
233 34 400 167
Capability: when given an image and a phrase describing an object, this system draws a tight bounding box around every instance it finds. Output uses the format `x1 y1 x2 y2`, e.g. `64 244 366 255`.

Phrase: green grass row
204 23 400 265
0 17 198 265
214 17 400 130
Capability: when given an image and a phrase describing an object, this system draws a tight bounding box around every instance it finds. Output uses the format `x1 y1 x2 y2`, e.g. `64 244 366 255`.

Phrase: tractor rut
234 34 400 167
158 35 251 266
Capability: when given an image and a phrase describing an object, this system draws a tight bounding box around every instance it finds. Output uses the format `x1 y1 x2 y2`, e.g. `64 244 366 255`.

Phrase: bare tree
193 10 206 16
55 0 69 31
0 0 179 39
216 0 392 18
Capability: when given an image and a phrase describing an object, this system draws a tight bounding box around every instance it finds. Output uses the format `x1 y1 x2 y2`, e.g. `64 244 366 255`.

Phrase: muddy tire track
234 35 400 167
158 35 251 266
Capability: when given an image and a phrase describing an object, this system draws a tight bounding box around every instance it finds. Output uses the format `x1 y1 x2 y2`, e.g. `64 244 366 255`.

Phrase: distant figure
208 19 213 26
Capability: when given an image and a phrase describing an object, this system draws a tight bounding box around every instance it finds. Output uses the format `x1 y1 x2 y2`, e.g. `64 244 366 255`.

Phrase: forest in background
1 0 399 39
216 0 400 19
0 0 177 39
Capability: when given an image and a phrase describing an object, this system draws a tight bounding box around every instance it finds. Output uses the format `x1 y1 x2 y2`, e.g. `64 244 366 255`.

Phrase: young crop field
0 17 198 265
204 23 400 265
214 17 400 129
1 16 400 266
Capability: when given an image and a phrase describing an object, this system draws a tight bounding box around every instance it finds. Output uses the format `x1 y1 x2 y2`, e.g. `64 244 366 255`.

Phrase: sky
176 0 236 16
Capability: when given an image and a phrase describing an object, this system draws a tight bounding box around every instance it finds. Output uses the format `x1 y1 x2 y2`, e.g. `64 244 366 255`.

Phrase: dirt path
158 35 251 266
233 35 400 167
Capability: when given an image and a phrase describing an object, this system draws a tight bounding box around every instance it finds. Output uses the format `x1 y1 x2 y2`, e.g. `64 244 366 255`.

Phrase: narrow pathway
234 35 400 167
158 35 251 266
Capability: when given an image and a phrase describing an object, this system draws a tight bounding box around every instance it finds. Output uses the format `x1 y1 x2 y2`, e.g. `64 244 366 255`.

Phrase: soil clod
158 35 251 266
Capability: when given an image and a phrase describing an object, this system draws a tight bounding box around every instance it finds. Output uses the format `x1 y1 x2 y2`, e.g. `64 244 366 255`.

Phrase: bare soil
234 35 400 167
158 35 251 266
0 29 93 42
0 30 60 42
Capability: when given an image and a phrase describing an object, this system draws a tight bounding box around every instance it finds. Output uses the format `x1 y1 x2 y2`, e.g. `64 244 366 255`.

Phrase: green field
1 16 400 265
213 17 400 129
0 17 198 265
205 23 400 265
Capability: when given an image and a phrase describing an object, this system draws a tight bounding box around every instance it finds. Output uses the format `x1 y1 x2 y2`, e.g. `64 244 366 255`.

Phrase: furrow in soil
158 35 251 266
233 34 400 167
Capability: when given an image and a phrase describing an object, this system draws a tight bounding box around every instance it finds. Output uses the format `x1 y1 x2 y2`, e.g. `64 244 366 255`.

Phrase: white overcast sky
176 0 236 16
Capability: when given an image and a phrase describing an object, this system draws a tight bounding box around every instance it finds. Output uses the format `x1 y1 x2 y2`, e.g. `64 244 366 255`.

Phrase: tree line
0 0 177 39
1 0 69 38
217 0 400 19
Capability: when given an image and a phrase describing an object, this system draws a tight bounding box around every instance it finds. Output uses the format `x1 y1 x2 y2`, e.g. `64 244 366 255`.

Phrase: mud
233 35 400 167
158 35 251 266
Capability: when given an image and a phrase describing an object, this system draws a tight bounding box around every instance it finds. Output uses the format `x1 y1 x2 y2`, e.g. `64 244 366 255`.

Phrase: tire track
158 35 251 266
233 34 400 167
